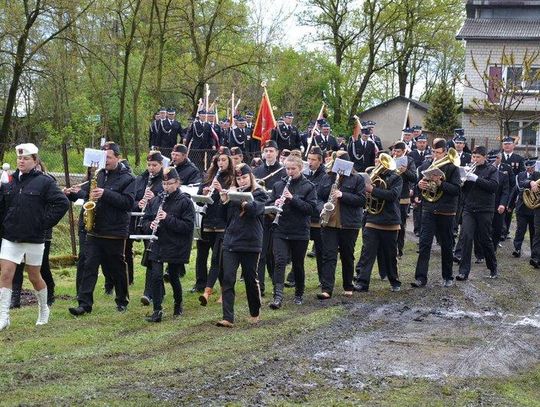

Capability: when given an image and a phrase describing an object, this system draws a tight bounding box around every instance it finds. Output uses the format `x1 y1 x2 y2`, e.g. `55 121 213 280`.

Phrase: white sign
332 158 353 176
83 148 107 169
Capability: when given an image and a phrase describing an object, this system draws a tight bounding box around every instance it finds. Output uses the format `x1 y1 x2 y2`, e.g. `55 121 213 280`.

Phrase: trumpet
421 148 460 203
460 162 477 184
272 176 292 226
365 153 396 215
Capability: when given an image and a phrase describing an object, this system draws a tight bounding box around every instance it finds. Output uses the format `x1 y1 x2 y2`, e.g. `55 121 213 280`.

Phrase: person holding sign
316 152 365 299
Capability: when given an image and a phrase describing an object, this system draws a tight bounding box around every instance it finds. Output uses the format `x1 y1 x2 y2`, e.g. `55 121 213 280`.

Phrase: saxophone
320 173 341 227
83 167 99 232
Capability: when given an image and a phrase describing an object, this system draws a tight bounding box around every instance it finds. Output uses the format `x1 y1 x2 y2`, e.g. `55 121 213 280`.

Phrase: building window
504 66 540 93
513 121 540 146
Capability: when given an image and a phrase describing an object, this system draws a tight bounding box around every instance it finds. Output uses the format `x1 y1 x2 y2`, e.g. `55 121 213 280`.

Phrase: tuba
421 148 460 203
523 181 540 209
83 167 99 232
365 153 396 215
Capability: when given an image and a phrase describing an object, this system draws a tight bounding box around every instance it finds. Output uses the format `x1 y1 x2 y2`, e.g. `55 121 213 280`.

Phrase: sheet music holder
394 156 408 169
421 167 444 179
227 191 253 203
83 148 107 169
264 206 283 215
129 234 158 241
191 194 214 204
331 158 353 176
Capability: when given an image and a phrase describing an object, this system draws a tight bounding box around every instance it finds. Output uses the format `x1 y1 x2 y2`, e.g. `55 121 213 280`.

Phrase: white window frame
503 66 540 95
513 120 540 146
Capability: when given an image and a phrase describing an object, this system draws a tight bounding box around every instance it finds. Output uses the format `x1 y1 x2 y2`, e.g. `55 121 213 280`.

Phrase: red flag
253 88 276 145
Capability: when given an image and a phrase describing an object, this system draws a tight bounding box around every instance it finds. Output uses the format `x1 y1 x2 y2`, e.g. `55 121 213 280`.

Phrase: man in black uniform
501 136 525 240
487 151 510 253
401 128 416 152
354 153 403 292
171 144 202 185
513 158 537 258
186 110 214 151
148 111 161 149
392 141 417 258
0 143 69 331
455 146 499 280
412 138 461 288
229 116 248 152
348 127 377 172
159 108 182 154
244 111 260 153
271 112 302 151
68 142 135 315
204 110 222 149
313 122 339 152
253 140 285 296
365 120 383 151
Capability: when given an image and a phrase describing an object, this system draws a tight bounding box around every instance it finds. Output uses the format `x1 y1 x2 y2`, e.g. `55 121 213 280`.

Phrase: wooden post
62 143 78 258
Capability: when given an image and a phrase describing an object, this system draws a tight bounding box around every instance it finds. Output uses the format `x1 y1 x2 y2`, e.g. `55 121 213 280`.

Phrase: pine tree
424 83 460 135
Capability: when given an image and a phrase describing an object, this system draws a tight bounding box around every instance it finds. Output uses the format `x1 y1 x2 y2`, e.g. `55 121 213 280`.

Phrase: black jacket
253 161 285 190
494 165 510 210
502 152 525 187
271 124 302 151
159 119 182 149
347 138 376 172
313 134 339 152
398 155 417 200
317 172 365 229
516 170 540 215
458 152 472 166
267 175 317 240
186 120 214 150
1 169 69 243
409 148 431 169
142 189 194 264
420 162 461 214
223 188 268 253
306 165 327 223
175 159 202 185
67 163 135 238
365 171 402 226
197 172 230 230
228 128 247 151
462 162 498 212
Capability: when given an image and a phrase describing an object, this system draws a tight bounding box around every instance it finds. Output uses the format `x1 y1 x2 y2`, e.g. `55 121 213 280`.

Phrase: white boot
35 288 50 326
0 287 12 331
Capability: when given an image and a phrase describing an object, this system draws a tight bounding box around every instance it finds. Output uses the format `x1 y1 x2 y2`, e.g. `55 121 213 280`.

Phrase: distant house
357 96 430 148
456 0 540 148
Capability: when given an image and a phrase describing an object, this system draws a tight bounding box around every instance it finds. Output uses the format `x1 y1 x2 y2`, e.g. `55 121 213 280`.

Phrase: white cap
15 143 39 156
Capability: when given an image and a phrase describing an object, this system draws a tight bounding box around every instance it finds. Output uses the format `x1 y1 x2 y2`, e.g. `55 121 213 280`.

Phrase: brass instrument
365 153 396 215
83 166 99 232
421 148 460 203
272 176 292 225
460 162 477 185
524 180 540 209
320 172 341 226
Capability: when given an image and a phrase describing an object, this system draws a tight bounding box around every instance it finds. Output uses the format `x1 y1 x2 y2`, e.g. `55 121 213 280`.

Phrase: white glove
466 173 478 182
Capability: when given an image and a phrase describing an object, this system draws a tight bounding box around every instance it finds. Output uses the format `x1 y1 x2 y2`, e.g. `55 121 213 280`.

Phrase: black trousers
256 222 275 294
320 228 359 294
413 202 422 235
355 227 400 288
503 210 513 237
221 251 261 323
150 261 184 311
286 226 324 284
195 231 223 290
513 213 535 252
491 210 505 252
458 211 497 278
273 237 308 297
415 211 454 283
397 204 408 256
531 209 540 261
125 238 134 284
13 240 54 290
78 236 129 309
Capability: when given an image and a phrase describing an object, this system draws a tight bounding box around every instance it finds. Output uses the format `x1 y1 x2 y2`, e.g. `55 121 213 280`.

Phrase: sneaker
530 259 540 269
293 296 303 305
410 280 426 288
487 270 498 279
284 281 296 288
453 255 461 264
116 305 128 313
353 283 369 292
443 279 454 287
391 285 401 292
475 258 484 264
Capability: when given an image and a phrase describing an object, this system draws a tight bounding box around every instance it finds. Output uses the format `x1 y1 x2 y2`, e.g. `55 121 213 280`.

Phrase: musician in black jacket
409 134 431 236
134 151 165 304
348 127 377 172
142 168 195 322
513 159 537 258
489 152 510 252
455 146 499 280
171 144 202 186
0 144 69 330
197 147 234 304
253 140 284 295
267 155 317 308
412 138 461 288
271 112 302 151
69 142 135 315
313 122 339 152
501 136 525 239
354 153 403 292
317 152 365 298
218 163 267 327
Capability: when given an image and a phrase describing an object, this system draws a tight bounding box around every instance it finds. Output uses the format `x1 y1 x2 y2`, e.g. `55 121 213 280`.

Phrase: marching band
0 109 538 332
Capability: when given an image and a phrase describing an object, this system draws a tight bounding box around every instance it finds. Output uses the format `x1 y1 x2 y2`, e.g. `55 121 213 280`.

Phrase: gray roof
457 18 540 40
360 96 430 116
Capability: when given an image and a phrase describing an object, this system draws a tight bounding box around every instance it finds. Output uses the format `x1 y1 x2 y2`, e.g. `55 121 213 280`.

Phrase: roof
457 18 540 40
360 96 430 116
466 0 540 6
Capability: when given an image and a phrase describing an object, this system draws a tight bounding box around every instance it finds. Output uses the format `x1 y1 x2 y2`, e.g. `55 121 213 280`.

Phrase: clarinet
201 168 222 214
272 176 292 226
146 191 169 253
137 174 156 229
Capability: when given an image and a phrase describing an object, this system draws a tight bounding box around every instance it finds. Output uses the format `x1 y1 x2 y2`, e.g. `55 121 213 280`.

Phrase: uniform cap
16 143 39 156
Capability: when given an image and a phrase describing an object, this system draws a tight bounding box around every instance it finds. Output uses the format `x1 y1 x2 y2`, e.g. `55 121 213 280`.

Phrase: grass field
1 230 539 406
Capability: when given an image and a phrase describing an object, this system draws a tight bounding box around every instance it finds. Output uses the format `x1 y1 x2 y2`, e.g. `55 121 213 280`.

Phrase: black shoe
353 283 369 292
116 305 128 313
455 273 468 281
146 310 163 323
443 279 454 287
269 297 282 310
475 258 484 264
530 259 540 269
163 272 170 283
104 287 113 296
410 280 426 288
453 255 461 264
306 250 316 258
487 270 498 279
189 286 204 293
69 306 91 316
512 250 521 258
140 295 151 306
316 292 332 300
293 295 303 305
173 303 183 318
284 281 296 288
